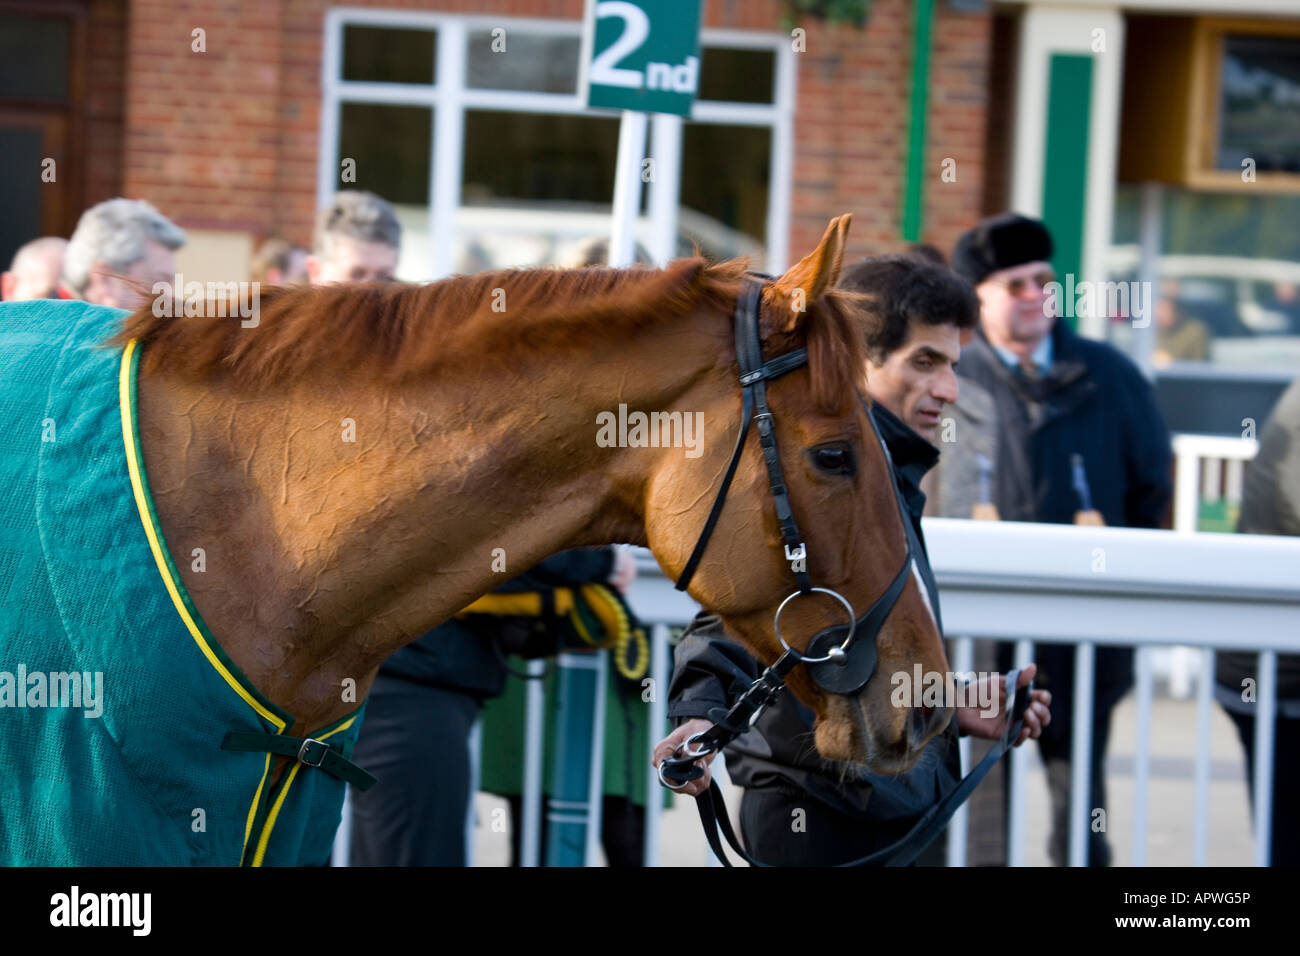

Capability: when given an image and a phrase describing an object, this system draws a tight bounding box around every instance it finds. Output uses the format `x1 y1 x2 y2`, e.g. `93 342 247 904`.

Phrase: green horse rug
0 299 367 865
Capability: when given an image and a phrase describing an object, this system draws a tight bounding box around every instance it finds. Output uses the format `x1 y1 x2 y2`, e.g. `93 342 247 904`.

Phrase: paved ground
469 693 1261 866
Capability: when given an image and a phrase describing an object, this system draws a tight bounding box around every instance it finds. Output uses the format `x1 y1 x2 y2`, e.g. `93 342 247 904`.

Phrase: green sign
581 0 703 117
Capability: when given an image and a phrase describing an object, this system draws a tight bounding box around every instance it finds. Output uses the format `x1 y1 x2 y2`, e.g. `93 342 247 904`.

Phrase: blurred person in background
62 198 185 310
653 255 1051 867
1153 280 1210 366
1215 378 1300 866
952 212 1172 867
561 237 653 268
1267 280 1300 335
2 237 68 301
307 190 401 284
251 237 309 286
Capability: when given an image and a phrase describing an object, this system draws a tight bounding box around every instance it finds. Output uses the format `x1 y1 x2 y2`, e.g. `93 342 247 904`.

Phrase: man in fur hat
951 213 1173 866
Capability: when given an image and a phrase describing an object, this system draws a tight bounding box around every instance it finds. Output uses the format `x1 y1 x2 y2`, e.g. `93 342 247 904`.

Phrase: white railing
627 519 1300 866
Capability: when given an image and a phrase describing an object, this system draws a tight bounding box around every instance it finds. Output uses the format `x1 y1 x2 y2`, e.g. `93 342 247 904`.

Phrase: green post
901 0 934 242
1041 53 1093 329
544 650 606 866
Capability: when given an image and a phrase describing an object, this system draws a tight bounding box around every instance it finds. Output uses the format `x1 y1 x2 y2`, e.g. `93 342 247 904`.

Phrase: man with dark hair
951 212 1172 866
653 255 1051 866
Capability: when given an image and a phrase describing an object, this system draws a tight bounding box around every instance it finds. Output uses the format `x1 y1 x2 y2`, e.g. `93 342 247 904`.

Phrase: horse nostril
912 705 937 739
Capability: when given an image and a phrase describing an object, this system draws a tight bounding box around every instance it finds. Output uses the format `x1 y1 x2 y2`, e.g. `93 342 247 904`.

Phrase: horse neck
136 302 725 730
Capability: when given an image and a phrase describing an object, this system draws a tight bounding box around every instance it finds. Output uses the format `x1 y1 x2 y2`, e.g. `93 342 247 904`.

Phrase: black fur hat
951 213 1054 285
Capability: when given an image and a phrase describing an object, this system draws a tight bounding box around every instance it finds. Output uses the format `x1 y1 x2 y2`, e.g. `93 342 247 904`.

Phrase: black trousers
737 785 946 867
998 642 1129 867
348 675 481 866
1225 709 1300 867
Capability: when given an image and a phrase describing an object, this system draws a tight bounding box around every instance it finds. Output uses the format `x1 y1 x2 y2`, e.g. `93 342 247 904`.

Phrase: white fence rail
628 518 1300 866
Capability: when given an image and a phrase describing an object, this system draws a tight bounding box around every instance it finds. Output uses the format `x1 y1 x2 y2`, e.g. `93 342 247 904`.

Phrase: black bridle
670 273 914 701
658 273 1031 866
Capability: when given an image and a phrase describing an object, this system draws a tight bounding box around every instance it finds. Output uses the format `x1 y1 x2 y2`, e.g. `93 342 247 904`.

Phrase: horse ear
768 214 852 332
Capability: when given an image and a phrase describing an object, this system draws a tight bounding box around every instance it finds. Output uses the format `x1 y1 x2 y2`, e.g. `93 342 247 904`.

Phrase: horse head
645 216 953 773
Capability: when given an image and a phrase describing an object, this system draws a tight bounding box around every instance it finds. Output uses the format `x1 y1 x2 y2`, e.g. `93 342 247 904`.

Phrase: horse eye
811 444 855 476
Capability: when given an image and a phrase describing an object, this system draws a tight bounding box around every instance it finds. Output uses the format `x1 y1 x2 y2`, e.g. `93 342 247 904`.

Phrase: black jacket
667 404 963 833
957 321 1173 729
378 548 616 699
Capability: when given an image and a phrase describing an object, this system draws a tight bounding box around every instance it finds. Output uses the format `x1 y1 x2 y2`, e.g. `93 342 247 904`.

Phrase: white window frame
319 7 795 278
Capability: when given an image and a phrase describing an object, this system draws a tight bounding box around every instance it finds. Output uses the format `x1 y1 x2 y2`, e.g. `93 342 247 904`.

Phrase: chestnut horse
117 215 950 775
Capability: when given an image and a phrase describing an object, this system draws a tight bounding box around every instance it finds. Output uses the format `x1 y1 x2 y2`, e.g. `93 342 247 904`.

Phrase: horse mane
110 257 868 414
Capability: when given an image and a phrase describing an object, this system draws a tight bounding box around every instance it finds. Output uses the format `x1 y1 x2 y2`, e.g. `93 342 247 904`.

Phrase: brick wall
118 0 991 262
85 0 127 207
926 1 993 254
786 0 990 262
124 0 286 234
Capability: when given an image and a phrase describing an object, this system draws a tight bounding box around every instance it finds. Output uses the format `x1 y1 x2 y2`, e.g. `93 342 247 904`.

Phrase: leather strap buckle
297 737 330 768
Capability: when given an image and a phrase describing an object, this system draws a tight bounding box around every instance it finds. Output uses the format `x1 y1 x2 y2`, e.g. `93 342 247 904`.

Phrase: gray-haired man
62 199 186 310
307 191 402 285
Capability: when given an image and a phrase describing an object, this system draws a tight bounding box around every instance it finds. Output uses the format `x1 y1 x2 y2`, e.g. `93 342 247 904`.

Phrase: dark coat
957 321 1174 739
378 548 616 699
667 404 963 836
956 322 1172 529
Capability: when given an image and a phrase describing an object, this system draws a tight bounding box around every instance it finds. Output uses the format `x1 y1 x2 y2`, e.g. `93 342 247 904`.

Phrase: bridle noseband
660 273 917 790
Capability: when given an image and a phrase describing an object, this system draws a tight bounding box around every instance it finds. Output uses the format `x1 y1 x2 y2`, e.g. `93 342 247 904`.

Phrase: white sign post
580 0 703 267
608 112 649 268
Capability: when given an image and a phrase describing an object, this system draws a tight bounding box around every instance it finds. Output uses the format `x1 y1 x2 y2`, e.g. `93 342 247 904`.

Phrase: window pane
679 123 770 262
1107 185 1300 370
1217 36 1300 174
466 31 581 94
457 110 626 270
698 47 775 104
463 110 618 203
343 26 436 85
0 15 68 101
337 103 431 204
0 127 46 266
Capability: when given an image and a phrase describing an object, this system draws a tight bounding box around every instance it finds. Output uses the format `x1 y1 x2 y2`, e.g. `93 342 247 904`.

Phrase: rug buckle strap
221 730 379 791
297 737 329 768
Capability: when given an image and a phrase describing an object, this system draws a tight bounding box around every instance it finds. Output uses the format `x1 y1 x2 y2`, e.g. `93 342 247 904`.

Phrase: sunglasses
989 270 1056 297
